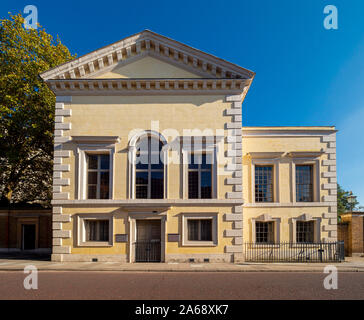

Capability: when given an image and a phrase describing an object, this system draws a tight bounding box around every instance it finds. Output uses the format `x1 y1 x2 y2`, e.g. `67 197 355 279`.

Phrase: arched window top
129 130 166 199
128 130 167 149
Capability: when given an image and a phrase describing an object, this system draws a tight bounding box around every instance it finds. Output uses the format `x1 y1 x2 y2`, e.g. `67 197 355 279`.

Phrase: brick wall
338 223 351 256
0 209 51 251
351 216 364 254
338 213 364 256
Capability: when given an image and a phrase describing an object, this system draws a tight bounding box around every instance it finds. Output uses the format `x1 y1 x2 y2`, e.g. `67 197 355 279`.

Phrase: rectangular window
87 154 110 199
187 219 212 241
85 220 109 242
296 221 314 243
188 153 212 199
296 165 313 202
255 165 273 202
255 221 274 243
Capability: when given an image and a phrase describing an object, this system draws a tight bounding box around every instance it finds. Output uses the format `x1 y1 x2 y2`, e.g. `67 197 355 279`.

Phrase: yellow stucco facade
41 31 337 263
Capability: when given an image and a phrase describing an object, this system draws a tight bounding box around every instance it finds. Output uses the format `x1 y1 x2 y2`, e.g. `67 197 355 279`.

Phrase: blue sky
1 0 364 205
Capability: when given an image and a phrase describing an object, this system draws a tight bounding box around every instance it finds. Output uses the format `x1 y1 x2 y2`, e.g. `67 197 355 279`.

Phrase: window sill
182 241 217 247
78 242 113 247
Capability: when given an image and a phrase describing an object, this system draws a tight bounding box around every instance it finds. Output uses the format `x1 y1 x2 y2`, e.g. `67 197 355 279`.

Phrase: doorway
135 220 161 262
22 224 36 250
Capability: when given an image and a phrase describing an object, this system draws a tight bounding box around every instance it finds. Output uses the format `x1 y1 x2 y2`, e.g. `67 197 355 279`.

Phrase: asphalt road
0 271 363 300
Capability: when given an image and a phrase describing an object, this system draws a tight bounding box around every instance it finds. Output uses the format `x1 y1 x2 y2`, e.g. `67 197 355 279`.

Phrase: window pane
100 155 110 169
150 137 162 153
200 171 212 199
296 165 313 202
136 151 149 169
296 221 314 243
136 171 148 185
136 185 148 199
86 220 109 241
99 220 109 241
151 152 163 169
255 166 273 202
200 220 212 241
151 171 164 199
88 155 98 169
188 220 199 241
256 221 274 244
88 171 97 185
188 171 199 199
88 185 97 199
86 220 97 241
188 154 199 169
137 137 149 152
100 172 109 199
135 136 165 198
201 153 213 169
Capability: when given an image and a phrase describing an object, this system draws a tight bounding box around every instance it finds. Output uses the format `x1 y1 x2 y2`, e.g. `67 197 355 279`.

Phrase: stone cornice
72 136 120 144
47 78 251 96
40 30 255 82
51 199 245 206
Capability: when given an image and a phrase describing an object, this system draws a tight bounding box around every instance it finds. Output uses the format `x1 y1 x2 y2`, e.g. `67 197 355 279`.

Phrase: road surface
0 271 363 300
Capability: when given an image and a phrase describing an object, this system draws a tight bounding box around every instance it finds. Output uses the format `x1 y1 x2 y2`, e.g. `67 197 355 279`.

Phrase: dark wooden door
135 220 161 262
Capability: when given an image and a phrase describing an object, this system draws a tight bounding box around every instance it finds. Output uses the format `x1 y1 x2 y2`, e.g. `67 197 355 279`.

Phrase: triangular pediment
94 56 202 79
40 30 255 81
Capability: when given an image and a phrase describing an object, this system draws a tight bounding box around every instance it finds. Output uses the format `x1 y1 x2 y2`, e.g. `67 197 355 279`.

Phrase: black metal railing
244 241 345 263
135 240 161 262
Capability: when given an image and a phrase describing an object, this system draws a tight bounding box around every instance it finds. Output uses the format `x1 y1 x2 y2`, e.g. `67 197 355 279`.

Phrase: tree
337 184 359 215
0 13 75 206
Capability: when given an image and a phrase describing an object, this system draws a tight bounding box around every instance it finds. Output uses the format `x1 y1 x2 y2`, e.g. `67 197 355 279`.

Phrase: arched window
134 135 165 199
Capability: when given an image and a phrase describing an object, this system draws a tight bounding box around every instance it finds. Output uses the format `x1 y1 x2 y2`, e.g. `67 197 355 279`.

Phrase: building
338 212 364 256
40 30 338 263
0 205 51 253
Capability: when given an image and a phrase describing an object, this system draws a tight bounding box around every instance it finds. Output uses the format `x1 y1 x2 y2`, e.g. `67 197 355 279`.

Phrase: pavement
0 254 364 272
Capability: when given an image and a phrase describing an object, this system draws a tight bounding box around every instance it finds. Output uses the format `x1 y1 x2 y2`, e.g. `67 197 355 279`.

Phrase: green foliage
0 13 75 206
337 184 359 216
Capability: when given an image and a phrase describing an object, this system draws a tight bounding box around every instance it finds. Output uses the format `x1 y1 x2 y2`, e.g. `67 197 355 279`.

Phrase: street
0 271 363 300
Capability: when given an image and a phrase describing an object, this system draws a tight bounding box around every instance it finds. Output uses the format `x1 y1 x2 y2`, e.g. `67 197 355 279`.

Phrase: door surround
128 212 167 263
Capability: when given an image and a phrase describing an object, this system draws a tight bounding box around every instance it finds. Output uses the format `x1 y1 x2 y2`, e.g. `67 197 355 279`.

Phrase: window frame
291 214 321 244
86 154 110 199
187 153 213 199
187 219 213 241
291 159 320 203
295 220 315 243
254 165 274 203
251 158 279 203
181 140 219 200
77 214 114 247
135 136 165 199
255 221 275 244
182 213 218 246
84 219 110 242
295 164 314 202
128 131 168 199
77 144 115 200
251 214 281 245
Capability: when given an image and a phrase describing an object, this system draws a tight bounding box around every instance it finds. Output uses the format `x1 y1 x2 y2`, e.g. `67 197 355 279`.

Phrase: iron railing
135 240 161 262
244 241 345 262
